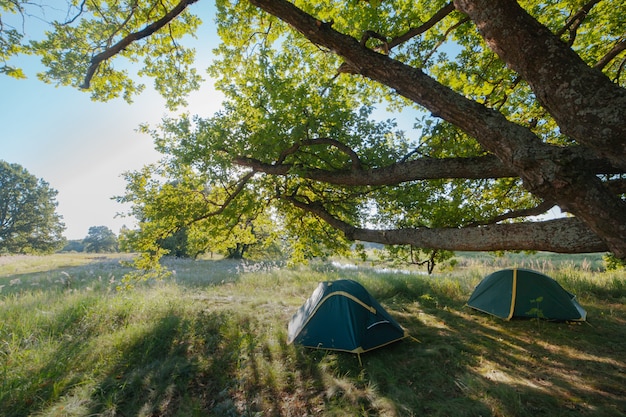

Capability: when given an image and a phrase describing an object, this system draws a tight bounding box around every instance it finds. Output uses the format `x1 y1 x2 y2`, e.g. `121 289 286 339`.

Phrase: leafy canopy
3 0 625 268
83 225 118 253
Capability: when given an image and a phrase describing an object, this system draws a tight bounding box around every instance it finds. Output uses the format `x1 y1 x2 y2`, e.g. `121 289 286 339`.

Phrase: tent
288 280 408 358
467 268 587 321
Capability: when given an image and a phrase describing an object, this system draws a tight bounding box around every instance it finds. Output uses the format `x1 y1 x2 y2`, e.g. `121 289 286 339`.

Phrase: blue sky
0 3 222 239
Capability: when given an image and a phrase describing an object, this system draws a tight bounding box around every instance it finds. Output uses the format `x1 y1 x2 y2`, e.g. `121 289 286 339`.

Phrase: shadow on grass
82 309 328 416
4 260 624 416
3 305 249 417
358 273 626 417
84 310 250 416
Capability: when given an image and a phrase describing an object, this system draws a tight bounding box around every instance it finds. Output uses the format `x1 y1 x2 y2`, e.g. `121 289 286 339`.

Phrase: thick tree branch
80 0 198 89
453 0 626 170
236 154 515 184
236 142 621 187
607 178 626 195
284 196 608 254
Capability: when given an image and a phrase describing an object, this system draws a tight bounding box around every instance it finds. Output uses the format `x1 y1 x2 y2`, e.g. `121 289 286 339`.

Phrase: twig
80 0 198 89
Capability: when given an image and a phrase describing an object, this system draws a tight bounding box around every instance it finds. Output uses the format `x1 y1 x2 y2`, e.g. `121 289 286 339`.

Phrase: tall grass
0 254 625 416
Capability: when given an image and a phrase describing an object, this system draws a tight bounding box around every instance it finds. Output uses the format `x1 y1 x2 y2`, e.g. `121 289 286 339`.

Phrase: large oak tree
4 0 625 262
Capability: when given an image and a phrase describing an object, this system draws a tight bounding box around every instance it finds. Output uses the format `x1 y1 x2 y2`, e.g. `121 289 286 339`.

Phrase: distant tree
61 240 86 252
157 227 196 258
0 161 66 254
83 226 118 253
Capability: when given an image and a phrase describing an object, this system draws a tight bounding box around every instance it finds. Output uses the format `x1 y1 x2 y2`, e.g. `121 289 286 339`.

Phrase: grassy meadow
0 253 625 416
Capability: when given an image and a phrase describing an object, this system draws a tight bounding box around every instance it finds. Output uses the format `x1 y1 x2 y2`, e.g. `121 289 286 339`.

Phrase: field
1 253 625 416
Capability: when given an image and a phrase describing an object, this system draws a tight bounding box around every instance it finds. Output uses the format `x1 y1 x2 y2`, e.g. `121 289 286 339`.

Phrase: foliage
83 225 118 253
124 0 625 269
22 0 201 109
2 1 626 268
0 0 26 78
603 253 626 270
377 245 455 274
0 254 625 416
0 160 66 254
117 157 285 262
156 226 194 258
60 240 85 252
526 296 545 330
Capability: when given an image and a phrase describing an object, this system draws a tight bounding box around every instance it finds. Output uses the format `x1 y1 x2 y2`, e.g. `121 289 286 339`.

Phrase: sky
0 3 222 240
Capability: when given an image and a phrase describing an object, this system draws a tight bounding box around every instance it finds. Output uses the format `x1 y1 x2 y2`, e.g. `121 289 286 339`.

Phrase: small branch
594 38 626 70
555 0 600 40
464 199 556 227
80 0 198 89
190 171 256 222
104 2 140 49
400 144 426 163
419 16 469 66
361 30 389 54
275 138 362 170
387 2 455 50
61 0 87 26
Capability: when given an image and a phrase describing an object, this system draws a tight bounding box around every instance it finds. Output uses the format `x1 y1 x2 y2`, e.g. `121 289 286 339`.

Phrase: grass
0 253 625 416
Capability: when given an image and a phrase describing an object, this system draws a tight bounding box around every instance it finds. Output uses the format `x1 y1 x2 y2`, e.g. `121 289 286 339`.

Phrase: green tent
288 280 408 356
467 268 586 321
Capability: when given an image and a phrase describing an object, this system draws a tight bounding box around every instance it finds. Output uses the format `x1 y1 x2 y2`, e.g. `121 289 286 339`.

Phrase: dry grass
0 253 624 416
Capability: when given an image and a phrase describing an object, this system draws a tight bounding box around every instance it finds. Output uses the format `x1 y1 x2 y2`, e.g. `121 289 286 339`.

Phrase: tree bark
453 0 626 170
285 196 608 254
236 155 516 183
234 148 620 186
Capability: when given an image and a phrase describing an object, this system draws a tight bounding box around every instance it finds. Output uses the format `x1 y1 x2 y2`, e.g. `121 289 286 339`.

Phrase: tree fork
80 0 199 89
453 0 626 170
